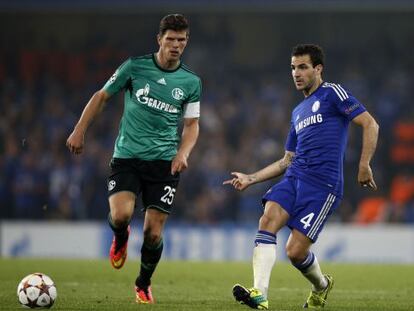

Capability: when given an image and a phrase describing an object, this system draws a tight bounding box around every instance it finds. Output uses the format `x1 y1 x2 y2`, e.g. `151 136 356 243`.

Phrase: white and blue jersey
262 82 366 242
285 82 366 197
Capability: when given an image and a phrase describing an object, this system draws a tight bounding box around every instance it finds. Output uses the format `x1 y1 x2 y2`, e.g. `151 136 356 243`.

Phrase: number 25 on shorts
161 186 176 205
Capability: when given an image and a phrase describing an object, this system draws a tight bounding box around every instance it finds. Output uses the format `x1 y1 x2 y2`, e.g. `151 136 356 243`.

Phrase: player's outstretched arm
171 117 199 175
223 151 294 191
352 111 379 190
66 89 110 154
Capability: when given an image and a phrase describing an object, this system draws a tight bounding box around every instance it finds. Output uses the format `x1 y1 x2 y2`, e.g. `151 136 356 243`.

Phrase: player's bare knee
259 201 289 233
110 209 131 226
259 214 276 230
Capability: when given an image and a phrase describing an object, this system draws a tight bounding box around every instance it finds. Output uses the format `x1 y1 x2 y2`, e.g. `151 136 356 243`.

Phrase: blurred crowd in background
1 9 414 224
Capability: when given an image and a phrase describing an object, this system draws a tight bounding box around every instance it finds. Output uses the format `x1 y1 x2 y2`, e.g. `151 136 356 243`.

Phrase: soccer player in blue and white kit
224 44 379 309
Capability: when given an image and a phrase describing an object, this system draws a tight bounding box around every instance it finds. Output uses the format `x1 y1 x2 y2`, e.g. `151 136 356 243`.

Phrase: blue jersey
285 82 366 197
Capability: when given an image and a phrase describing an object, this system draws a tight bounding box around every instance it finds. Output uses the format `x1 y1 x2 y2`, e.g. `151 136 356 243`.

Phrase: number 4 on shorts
300 213 315 229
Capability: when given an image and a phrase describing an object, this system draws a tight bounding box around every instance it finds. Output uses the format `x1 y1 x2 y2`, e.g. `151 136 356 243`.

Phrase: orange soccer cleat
109 225 130 269
135 285 154 304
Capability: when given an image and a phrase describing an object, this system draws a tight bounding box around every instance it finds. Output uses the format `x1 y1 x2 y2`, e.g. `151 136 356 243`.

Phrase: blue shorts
262 176 341 242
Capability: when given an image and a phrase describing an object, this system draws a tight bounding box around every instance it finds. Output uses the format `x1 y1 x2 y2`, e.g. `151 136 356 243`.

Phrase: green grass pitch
0 259 413 310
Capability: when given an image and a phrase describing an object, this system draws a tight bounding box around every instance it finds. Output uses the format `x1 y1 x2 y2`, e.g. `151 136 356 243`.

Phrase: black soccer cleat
232 284 268 310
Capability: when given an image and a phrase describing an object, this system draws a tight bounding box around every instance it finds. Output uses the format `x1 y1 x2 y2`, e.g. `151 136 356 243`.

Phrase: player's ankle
135 277 150 289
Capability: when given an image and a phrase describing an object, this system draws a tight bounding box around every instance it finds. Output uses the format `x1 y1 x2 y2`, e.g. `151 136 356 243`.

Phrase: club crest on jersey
135 83 178 113
172 88 184 100
312 101 320 112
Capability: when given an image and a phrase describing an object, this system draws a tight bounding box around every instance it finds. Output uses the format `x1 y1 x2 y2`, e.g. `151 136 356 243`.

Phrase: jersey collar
152 53 182 73
305 81 324 98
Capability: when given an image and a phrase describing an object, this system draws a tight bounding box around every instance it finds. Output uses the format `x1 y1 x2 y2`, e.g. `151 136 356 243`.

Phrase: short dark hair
292 44 324 67
159 14 189 36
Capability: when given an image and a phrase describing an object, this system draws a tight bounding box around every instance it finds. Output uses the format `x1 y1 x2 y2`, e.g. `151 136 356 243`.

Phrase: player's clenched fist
66 128 85 155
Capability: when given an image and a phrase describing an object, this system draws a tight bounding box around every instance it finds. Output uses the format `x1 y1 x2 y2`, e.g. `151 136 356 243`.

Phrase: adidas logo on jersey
157 78 167 85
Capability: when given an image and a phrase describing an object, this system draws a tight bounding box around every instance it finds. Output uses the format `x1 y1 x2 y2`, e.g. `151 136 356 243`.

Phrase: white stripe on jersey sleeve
332 83 348 100
336 84 349 99
323 82 349 102
322 83 343 100
183 101 200 118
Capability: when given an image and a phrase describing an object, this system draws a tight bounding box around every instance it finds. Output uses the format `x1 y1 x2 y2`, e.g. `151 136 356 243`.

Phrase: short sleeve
186 78 202 104
285 123 297 152
102 58 132 96
326 83 366 121
336 96 366 121
183 77 202 118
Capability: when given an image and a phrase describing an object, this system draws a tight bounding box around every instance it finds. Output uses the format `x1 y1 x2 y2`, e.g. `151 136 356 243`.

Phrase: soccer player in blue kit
224 44 379 309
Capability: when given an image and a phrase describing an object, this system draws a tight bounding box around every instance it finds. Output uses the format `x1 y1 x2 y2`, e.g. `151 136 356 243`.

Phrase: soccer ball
17 273 57 308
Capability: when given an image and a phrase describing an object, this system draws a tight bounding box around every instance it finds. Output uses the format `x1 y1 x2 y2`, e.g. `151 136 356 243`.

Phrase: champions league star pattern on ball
17 273 57 308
